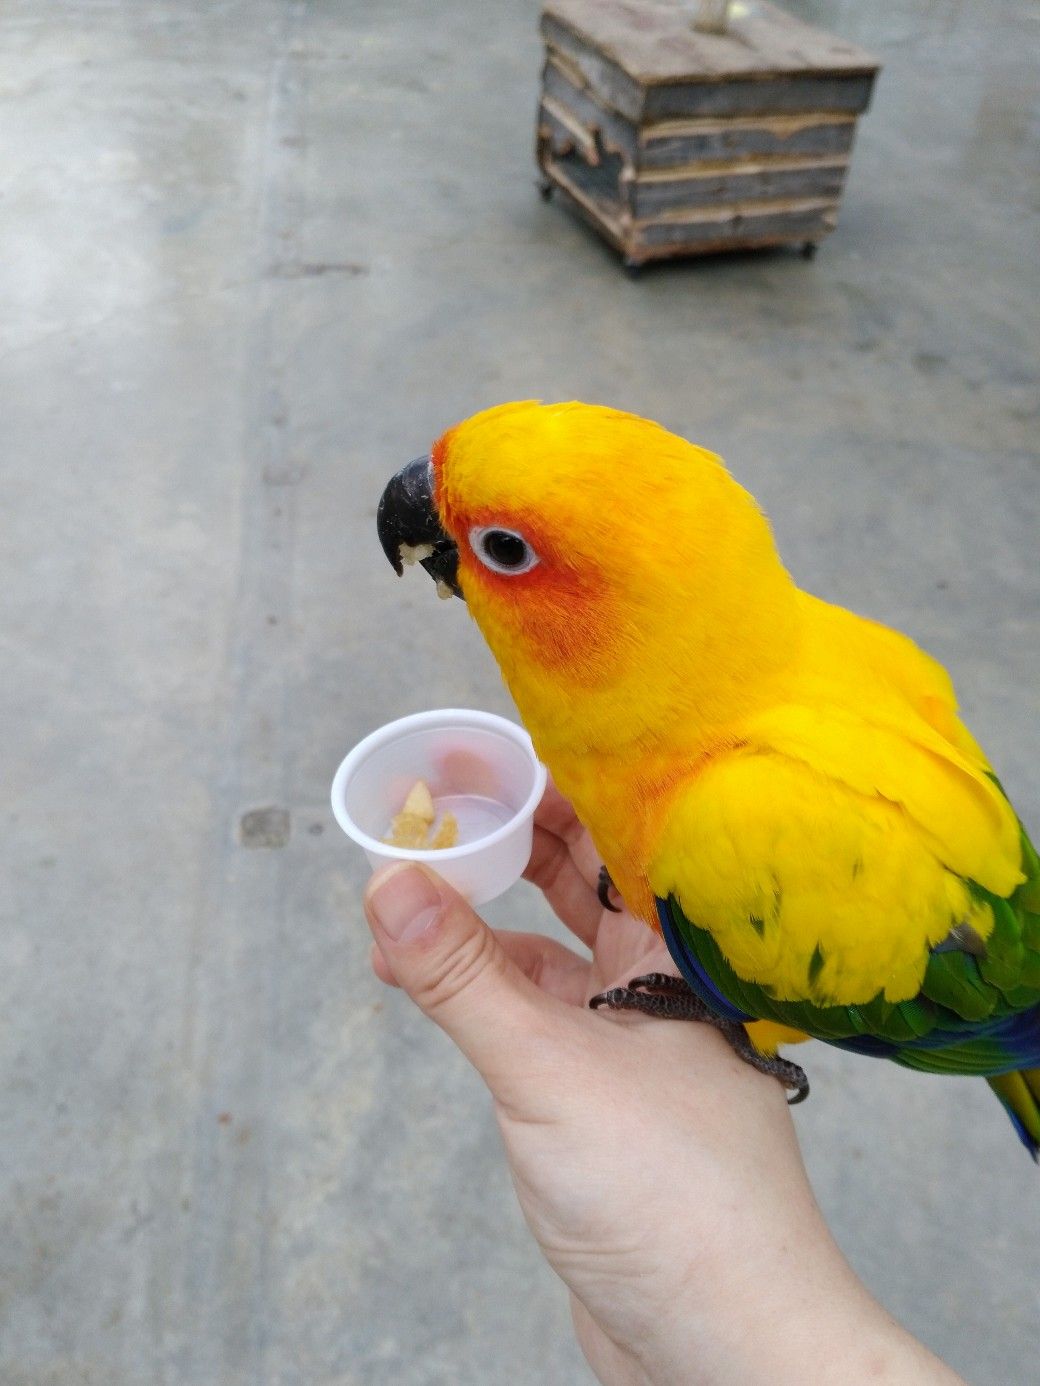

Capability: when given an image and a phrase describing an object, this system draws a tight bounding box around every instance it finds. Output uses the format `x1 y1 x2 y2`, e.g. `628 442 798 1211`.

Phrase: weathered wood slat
637 201 839 250
631 159 848 217
641 71 877 121
639 193 840 226
641 112 858 167
543 1 879 83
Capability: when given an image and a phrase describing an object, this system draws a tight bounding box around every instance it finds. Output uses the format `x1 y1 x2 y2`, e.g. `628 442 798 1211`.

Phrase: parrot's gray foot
597 865 622 913
720 1017 810 1105
589 973 810 1104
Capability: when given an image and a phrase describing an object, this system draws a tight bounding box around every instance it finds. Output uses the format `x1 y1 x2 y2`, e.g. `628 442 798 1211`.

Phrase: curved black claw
590 974 810 1105
724 1023 811 1105
597 865 622 913
627 972 692 996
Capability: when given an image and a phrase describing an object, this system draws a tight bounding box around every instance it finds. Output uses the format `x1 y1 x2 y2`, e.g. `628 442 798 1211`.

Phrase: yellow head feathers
432 400 800 754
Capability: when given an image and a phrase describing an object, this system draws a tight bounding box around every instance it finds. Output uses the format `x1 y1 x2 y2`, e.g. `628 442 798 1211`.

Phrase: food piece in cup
384 779 459 850
427 810 460 849
385 779 436 847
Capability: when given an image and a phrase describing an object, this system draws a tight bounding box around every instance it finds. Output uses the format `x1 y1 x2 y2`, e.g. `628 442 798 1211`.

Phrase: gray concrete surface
1 1 1038 1382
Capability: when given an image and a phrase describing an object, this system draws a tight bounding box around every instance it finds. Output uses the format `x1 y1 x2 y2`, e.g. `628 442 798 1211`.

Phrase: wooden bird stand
536 0 880 270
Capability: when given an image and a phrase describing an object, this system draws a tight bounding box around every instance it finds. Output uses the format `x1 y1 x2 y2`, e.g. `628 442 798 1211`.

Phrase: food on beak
377 455 463 598
399 542 435 567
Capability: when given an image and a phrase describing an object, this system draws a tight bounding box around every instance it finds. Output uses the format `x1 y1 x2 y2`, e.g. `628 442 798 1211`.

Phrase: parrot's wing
745 702 1021 897
649 745 1040 1073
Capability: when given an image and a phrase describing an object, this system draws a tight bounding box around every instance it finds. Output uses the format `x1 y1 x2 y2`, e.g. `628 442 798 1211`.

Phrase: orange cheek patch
466 557 624 689
432 476 625 689
521 588 613 678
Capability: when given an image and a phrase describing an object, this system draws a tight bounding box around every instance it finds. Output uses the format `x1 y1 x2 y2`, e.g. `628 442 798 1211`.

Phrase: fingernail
368 865 443 942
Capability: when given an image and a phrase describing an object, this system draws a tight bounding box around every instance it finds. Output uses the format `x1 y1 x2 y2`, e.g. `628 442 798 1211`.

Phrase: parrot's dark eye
469 525 539 576
483 531 526 566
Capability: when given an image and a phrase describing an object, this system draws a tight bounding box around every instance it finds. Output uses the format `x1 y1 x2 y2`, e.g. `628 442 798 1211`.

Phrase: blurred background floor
1 1 1038 1382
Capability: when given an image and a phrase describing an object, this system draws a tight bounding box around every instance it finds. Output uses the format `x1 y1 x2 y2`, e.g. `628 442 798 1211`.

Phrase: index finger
524 822 603 946
531 779 606 892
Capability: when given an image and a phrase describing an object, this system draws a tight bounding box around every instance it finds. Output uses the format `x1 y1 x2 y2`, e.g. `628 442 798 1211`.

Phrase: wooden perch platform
537 0 880 268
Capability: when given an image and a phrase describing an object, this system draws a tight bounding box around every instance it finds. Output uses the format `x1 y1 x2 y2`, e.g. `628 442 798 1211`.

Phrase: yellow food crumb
427 811 459 849
385 779 459 850
402 780 435 821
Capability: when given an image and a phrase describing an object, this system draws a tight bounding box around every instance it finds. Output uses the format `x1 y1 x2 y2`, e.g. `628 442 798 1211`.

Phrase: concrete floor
2 1 1038 1382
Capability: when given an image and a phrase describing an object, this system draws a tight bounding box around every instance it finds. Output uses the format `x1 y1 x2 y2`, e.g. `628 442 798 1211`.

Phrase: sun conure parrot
376 400 1040 1157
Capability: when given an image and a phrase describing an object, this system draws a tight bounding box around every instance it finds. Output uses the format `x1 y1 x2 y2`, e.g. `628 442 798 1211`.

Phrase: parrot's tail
988 1069 1040 1161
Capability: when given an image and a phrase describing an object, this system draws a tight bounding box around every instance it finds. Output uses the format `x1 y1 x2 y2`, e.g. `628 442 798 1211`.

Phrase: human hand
364 783 962 1386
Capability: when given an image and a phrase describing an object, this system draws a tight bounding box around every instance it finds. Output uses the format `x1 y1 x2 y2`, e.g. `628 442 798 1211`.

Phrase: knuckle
411 920 502 1014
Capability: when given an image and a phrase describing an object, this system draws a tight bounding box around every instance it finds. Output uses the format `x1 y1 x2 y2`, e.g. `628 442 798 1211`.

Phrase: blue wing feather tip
1002 1105 1040 1162
655 895 752 1024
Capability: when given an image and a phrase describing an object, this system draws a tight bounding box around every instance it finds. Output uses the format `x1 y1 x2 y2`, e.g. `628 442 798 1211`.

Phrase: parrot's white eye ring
469 525 539 576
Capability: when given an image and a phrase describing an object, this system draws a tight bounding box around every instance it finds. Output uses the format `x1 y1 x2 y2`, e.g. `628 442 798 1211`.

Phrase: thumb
363 863 561 1093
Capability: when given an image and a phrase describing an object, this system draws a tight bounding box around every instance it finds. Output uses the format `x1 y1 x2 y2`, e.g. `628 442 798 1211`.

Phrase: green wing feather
664 819 1040 1073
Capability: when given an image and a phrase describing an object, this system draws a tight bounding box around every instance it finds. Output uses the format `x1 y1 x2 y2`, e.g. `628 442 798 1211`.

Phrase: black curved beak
376 454 463 599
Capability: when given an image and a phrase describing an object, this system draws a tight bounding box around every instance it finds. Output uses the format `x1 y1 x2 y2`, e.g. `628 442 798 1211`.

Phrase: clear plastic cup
330 709 548 906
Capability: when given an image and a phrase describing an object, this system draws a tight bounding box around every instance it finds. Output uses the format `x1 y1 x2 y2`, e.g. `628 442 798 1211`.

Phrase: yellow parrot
377 401 1040 1156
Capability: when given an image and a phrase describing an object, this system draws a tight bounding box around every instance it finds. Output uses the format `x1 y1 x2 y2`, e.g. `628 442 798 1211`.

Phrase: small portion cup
330 708 548 906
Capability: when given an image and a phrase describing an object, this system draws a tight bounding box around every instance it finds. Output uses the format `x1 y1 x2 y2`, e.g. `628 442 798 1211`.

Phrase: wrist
628 1233 962 1386
607 1203 965 1386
